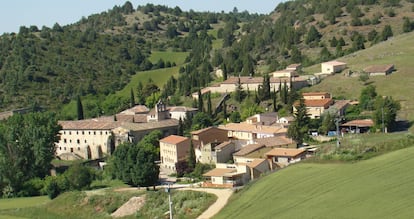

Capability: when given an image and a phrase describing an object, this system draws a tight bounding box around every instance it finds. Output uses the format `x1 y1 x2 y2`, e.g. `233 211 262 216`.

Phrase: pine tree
261 73 271 100
77 95 84 120
136 82 145 105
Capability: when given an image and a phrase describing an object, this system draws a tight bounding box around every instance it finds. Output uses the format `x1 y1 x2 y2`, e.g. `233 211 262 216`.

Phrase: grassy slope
0 196 49 210
303 32 414 127
215 145 414 219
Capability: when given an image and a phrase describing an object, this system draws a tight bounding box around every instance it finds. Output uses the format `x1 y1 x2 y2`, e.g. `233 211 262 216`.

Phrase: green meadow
215 145 414 219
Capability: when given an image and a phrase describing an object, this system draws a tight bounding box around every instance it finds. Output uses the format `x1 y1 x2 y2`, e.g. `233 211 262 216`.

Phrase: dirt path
111 196 145 218
178 188 233 219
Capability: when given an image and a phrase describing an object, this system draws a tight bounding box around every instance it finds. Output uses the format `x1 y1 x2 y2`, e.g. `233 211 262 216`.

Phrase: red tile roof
302 92 330 97
303 99 333 108
160 135 189 145
246 159 267 168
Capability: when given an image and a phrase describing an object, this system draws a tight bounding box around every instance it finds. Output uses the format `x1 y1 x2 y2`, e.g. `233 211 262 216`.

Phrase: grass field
215 145 414 219
0 196 49 210
303 32 414 130
0 189 215 219
148 51 188 65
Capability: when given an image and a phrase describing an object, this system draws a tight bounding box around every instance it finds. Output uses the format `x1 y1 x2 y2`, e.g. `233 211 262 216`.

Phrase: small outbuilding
321 61 347 74
363 64 394 76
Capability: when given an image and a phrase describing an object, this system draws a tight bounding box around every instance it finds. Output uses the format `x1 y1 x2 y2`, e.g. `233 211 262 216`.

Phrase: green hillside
215 144 414 219
303 31 414 129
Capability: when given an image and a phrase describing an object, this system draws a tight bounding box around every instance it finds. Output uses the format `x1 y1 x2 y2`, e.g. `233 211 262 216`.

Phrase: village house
363 64 394 76
159 135 191 172
266 148 307 168
286 63 302 71
219 122 287 142
192 76 309 99
199 141 236 164
246 112 278 126
202 160 270 188
56 118 121 160
56 101 179 160
167 106 198 120
190 127 229 162
341 119 374 134
271 69 298 78
321 60 347 74
295 92 334 119
276 116 295 126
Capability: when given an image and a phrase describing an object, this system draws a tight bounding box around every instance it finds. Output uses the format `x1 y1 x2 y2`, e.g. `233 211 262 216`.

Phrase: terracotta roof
160 135 189 145
265 148 306 157
120 119 178 131
342 119 374 127
302 92 330 96
219 123 287 135
246 159 266 168
255 136 295 147
214 141 233 150
363 64 394 73
59 119 121 130
222 76 293 85
233 144 265 156
203 168 236 177
331 100 350 110
322 60 346 66
302 99 333 107
191 126 223 135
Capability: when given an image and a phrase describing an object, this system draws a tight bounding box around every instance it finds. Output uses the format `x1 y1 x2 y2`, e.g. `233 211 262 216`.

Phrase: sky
0 0 285 34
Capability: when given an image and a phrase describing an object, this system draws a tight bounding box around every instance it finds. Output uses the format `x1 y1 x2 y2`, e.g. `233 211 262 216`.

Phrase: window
94 131 96 135
64 139 67 143
85 140 87 143
69 131 71 135
82 131 84 135
69 139 72 143
77 139 80 144
100 131 102 135
77 147 80 151
64 147 66 151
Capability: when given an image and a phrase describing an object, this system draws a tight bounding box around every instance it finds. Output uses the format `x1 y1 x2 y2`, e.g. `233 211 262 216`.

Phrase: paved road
178 187 233 219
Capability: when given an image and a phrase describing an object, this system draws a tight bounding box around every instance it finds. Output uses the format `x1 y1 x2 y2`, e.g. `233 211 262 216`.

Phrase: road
178 187 233 219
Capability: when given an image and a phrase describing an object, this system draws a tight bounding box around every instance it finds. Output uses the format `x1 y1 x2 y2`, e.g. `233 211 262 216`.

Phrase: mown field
215 145 414 219
303 32 414 130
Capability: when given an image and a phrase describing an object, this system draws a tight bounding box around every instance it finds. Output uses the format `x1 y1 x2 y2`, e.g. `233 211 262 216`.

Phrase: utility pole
165 184 173 219
335 118 340 148
382 106 385 133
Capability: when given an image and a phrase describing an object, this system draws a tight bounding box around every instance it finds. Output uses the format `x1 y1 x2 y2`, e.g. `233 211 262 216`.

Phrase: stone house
321 60 347 74
159 135 191 172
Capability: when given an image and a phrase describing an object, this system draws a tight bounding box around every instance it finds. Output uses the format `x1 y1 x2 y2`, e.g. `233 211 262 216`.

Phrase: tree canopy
0 112 61 196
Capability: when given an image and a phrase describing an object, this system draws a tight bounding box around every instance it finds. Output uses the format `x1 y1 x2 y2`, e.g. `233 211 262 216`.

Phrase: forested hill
1 0 414 116
0 2 260 113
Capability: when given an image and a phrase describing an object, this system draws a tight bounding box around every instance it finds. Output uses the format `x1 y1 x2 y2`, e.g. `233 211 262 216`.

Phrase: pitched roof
265 148 306 157
59 119 121 130
286 63 302 69
246 159 267 168
219 123 287 135
342 119 374 127
302 92 330 97
322 60 346 66
203 168 236 177
233 144 265 156
331 100 350 110
363 64 394 73
214 141 233 150
303 99 333 107
191 126 223 135
120 119 178 131
160 135 189 145
255 136 295 147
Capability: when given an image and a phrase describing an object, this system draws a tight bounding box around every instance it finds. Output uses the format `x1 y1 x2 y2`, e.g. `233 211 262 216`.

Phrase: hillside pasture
148 51 188 66
303 32 414 129
215 145 414 219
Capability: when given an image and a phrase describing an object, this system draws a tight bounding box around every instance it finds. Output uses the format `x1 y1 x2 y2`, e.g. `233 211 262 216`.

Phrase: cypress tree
197 89 204 112
77 95 84 120
187 140 196 170
207 93 212 116
178 117 184 136
273 88 277 112
130 88 135 107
